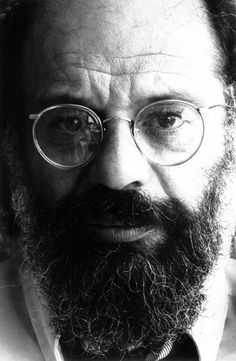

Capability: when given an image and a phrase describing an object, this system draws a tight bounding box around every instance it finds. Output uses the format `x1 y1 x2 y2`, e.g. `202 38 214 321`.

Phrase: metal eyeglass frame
29 100 226 169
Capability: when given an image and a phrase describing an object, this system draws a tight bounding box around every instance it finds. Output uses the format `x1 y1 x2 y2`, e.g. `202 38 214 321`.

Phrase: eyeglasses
29 100 223 169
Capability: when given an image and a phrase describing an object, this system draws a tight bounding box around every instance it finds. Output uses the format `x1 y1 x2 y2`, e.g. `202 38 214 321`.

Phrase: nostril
123 180 144 191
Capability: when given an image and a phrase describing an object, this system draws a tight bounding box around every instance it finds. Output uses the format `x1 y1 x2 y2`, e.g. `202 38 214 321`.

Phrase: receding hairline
1 0 235 85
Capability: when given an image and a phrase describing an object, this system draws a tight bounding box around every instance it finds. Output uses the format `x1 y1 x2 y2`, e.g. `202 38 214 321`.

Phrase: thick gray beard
3 107 236 359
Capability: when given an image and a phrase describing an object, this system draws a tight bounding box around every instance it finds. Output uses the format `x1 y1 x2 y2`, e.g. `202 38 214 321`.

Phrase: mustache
36 185 196 231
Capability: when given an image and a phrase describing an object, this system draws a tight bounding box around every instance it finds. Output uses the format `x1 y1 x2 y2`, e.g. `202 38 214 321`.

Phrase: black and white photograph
0 1 235 360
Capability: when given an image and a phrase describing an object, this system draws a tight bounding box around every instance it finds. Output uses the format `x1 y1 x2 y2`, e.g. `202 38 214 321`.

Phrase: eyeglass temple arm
198 104 229 115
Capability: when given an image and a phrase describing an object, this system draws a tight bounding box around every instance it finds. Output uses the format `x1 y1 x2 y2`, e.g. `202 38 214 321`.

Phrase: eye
52 114 82 135
147 112 184 129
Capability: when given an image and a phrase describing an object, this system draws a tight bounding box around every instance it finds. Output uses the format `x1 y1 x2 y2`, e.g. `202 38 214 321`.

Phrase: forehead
23 0 224 112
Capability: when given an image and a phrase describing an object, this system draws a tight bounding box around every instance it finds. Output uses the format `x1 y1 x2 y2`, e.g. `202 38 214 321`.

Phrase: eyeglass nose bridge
101 117 135 139
101 116 141 160
102 116 133 126
101 116 137 146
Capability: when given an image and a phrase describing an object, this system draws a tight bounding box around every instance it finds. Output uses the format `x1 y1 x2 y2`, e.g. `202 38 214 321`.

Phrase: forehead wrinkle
34 52 225 106
26 1 225 85
49 51 205 79
54 51 187 61
40 69 200 82
38 59 222 90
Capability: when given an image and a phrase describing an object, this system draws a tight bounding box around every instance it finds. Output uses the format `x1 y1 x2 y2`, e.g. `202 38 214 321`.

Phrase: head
1 0 236 358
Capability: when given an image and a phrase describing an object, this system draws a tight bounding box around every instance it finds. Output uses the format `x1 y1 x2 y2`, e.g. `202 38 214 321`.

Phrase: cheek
152 115 225 208
30 160 86 204
23 124 85 204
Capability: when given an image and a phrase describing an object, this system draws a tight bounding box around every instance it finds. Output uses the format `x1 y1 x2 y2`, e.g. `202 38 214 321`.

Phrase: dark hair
202 0 236 86
0 1 40 260
0 1 39 131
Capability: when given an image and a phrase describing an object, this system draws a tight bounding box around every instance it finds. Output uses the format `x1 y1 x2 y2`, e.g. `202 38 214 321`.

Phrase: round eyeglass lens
33 105 103 168
134 100 204 166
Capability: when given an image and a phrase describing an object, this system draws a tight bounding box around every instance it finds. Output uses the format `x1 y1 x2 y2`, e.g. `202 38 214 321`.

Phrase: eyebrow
38 93 90 109
37 89 206 117
141 93 205 108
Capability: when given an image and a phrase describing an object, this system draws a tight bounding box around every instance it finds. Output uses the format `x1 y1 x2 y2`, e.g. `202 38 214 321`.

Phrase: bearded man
0 0 236 360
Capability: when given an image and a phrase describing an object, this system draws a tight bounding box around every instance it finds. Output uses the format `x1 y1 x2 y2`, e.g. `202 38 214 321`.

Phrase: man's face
6 0 236 358
22 0 229 206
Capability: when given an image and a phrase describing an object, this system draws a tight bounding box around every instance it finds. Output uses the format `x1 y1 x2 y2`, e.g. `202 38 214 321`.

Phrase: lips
80 222 164 243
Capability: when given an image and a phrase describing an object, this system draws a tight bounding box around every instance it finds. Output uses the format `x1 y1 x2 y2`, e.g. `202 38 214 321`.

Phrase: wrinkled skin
4 0 236 359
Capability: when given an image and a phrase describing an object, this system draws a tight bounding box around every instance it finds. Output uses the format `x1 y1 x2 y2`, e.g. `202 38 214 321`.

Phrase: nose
89 118 151 190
